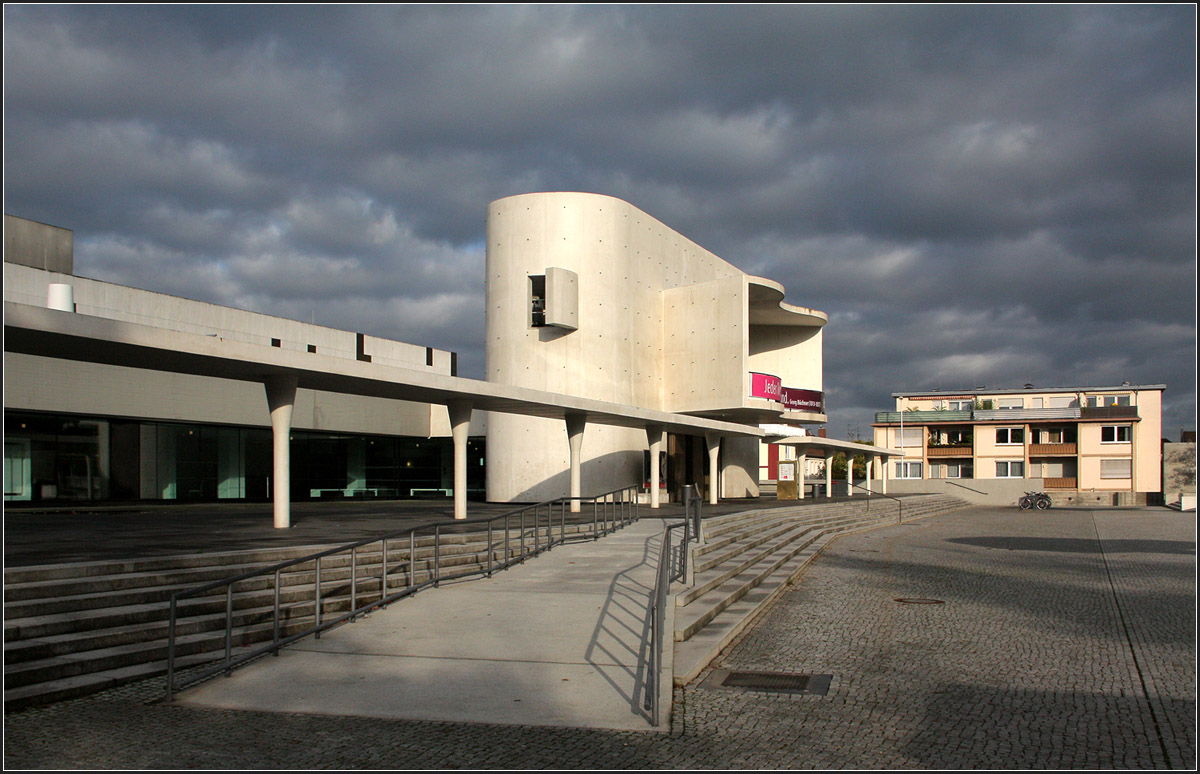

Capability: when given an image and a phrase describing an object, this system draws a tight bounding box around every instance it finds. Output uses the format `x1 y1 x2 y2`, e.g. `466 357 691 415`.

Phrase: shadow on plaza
946 536 1196 555
897 680 1196 769
813 547 1195 648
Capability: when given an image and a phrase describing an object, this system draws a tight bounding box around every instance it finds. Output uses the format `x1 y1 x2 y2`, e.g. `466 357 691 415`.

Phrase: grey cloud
4 4 1194 437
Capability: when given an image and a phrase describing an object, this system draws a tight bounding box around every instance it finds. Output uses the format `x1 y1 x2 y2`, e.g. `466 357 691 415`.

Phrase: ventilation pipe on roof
47 283 74 312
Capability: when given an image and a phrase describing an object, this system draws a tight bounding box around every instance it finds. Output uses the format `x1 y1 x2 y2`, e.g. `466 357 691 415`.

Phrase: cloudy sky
4 5 1196 439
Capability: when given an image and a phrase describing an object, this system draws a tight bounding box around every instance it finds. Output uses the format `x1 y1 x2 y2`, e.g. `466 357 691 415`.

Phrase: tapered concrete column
448 401 473 520
797 452 807 500
825 452 833 498
704 432 721 506
265 375 298 529
646 425 664 509
846 454 854 496
865 455 874 495
879 455 888 495
566 414 586 512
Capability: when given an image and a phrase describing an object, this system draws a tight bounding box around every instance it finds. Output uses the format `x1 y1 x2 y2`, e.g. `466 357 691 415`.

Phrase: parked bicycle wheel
1035 494 1052 510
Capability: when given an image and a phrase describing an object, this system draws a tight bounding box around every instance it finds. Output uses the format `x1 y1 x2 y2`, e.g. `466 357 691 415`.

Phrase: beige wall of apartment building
872 384 1165 501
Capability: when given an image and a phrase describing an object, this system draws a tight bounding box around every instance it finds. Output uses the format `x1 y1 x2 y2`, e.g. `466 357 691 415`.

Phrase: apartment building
871 384 1164 503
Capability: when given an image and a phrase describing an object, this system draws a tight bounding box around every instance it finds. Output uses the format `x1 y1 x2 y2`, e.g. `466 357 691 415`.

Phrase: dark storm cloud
4 4 1195 437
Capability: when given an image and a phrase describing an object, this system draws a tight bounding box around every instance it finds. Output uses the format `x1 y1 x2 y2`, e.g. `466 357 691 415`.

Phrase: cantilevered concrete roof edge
769 436 900 457
4 302 762 439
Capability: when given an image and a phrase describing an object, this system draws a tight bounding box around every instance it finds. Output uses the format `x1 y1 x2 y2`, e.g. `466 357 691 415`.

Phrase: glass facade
3 411 484 504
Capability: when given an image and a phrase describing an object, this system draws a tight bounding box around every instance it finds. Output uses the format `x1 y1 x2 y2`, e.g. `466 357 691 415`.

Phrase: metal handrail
166 485 639 700
847 480 904 523
645 485 703 726
945 479 988 496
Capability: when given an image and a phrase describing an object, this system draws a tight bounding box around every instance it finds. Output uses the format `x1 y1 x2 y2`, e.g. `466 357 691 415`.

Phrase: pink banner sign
750 373 824 412
780 387 825 412
750 372 783 401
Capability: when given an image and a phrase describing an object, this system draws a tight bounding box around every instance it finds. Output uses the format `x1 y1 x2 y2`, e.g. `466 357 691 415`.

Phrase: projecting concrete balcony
1045 477 1078 489
1030 443 1077 456
927 445 974 457
874 410 972 423
974 408 1081 421
1080 406 1140 420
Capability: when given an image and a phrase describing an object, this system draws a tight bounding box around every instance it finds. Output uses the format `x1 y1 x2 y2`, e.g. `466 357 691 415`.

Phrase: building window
1101 425 1131 443
1101 459 1132 479
894 461 922 479
996 427 1024 445
895 427 922 447
1087 394 1131 408
996 460 1024 478
996 398 1024 410
947 400 972 411
1035 427 1075 444
529 275 547 327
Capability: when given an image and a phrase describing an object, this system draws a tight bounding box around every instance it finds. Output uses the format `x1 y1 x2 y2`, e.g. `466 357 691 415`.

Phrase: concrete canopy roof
768 436 900 457
4 302 762 439
746 276 827 327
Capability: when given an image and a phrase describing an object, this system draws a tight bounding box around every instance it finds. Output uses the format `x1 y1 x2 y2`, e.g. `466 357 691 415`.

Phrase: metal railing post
434 525 441 587
381 537 388 601
350 545 358 619
315 557 322 638
273 569 281 653
409 531 416 591
487 521 494 577
166 596 177 700
224 584 233 675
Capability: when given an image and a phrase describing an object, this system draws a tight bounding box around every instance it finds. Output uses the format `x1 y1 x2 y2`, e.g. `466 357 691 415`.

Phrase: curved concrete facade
485 192 826 503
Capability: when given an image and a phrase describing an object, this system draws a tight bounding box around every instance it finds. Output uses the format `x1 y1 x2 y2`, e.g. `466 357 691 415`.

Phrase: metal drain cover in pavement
703 669 831 695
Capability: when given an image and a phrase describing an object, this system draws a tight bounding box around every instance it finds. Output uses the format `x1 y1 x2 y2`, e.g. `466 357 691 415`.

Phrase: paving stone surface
5 506 1194 769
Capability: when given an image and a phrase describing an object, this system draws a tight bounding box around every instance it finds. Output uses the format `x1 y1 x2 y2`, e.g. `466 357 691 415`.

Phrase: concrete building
871 384 1165 505
484 192 829 504
8 197 833 524
4 214 480 511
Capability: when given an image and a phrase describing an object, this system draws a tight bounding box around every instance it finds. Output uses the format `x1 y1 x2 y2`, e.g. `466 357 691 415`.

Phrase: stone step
2 650 232 712
3 548 504 621
2 515 599 709
680 510 892 608
671 495 970 685
674 511 896 641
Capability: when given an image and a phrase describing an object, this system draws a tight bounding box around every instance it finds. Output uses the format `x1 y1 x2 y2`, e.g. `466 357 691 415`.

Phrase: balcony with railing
1044 477 1078 489
874 410 972 424
1029 443 1078 456
927 444 974 458
973 408 1082 421
1080 405 1140 420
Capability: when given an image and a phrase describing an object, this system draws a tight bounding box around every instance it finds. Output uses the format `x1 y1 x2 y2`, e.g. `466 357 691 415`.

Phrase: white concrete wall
4 263 452 374
747 324 823 394
484 192 754 502
5 352 435 437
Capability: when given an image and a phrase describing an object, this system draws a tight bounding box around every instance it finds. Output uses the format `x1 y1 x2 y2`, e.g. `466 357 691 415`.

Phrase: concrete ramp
175 520 665 731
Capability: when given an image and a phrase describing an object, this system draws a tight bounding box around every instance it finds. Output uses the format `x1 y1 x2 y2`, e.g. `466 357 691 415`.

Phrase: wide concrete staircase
4 523 589 710
672 494 968 684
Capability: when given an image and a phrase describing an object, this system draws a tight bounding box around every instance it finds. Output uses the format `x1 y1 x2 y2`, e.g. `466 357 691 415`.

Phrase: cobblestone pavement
5 506 1195 769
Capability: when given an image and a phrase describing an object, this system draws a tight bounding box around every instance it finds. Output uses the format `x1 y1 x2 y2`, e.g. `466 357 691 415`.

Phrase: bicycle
1018 491 1052 510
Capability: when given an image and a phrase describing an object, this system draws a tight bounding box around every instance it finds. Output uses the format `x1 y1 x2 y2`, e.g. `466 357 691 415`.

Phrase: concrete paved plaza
5 506 1195 769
